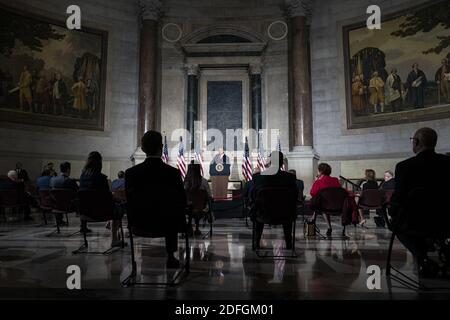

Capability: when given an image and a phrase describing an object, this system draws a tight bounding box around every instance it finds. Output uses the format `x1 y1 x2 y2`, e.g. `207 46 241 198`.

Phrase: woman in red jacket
310 163 343 237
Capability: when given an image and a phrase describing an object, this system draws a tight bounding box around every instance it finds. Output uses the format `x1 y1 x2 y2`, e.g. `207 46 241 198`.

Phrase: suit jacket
125 157 187 234
51 174 79 191
391 150 450 235
211 153 230 165
79 172 108 191
252 170 298 201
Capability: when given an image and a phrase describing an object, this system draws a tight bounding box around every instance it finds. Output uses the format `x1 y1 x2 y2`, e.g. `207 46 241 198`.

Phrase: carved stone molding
139 0 163 21
284 0 312 23
185 64 199 76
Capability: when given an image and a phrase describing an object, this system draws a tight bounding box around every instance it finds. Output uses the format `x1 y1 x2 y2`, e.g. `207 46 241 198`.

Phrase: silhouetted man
125 131 187 268
391 127 450 277
252 151 298 249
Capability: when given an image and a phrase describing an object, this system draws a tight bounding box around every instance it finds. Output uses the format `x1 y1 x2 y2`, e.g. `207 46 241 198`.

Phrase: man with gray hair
0 170 32 220
380 170 395 191
390 127 450 277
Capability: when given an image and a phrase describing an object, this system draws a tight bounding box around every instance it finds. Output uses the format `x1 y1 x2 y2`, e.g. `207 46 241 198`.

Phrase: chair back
38 189 54 209
359 189 384 208
397 187 450 237
112 189 126 203
186 189 209 215
77 189 114 222
384 189 394 204
0 189 21 207
314 187 348 214
50 189 77 212
254 187 297 224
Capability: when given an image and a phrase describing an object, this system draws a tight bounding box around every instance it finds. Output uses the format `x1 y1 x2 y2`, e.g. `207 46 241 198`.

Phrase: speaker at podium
209 163 230 199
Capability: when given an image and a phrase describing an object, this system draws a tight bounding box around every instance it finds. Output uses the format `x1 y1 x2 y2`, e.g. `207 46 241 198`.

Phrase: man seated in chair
252 151 298 249
390 127 450 277
125 131 187 268
0 170 33 220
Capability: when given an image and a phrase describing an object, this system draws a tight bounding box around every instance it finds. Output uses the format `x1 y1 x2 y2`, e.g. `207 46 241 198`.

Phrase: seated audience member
380 170 395 191
184 163 212 236
50 162 79 190
310 163 342 236
125 131 187 268
356 169 380 227
111 171 125 191
36 169 52 191
390 127 450 277
360 169 378 190
45 162 57 177
80 151 122 245
252 151 298 249
244 167 260 205
288 169 305 199
0 170 32 220
15 162 29 183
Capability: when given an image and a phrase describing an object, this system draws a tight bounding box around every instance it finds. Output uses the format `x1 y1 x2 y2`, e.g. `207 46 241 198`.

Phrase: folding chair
47 189 77 237
386 187 450 291
0 189 27 222
310 187 350 239
38 189 54 225
186 189 213 239
357 189 385 227
251 187 298 258
72 189 125 255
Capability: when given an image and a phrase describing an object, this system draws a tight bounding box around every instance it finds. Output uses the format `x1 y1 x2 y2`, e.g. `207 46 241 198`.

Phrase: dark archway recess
197 34 252 44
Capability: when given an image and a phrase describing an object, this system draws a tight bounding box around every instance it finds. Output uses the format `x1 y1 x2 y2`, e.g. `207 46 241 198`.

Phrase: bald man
390 127 450 277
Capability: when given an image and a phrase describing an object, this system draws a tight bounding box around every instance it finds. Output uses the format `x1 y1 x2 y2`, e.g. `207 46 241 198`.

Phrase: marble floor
0 213 450 300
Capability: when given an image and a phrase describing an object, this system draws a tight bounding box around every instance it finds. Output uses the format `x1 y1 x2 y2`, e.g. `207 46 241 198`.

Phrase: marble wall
310 0 450 179
2 0 449 186
0 0 140 181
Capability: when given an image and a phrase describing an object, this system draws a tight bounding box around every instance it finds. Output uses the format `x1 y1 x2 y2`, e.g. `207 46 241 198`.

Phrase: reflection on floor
0 214 449 299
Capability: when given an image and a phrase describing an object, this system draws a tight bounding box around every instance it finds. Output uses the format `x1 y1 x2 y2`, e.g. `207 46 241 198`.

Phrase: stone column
249 64 263 132
137 0 162 146
186 65 199 150
286 0 313 149
285 0 318 195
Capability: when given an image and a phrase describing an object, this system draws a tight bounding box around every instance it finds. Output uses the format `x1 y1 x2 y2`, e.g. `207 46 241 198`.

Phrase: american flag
242 137 253 182
277 136 285 171
194 144 204 176
177 136 187 179
162 135 169 164
257 134 266 172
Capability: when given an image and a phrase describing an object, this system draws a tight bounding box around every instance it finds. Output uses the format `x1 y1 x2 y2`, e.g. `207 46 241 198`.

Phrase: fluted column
137 0 162 145
186 65 199 150
286 0 313 150
250 64 263 132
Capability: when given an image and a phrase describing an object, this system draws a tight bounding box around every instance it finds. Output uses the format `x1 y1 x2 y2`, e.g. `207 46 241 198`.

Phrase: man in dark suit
15 162 29 183
125 131 187 268
390 127 450 277
0 170 32 220
252 151 298 249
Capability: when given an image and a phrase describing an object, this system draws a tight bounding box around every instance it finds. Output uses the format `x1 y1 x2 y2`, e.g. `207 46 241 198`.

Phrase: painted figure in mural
435 58 450 104
34 73 46 113
52 72 68 115
18 65 33 111
406 63 427 109
72 76 87 112
369 71 385 114
86 77 99 116
351 75 366 115
386 68 404 112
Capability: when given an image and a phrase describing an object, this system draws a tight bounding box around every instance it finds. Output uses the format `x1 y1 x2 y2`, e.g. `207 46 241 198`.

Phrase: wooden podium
209 163 230 199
